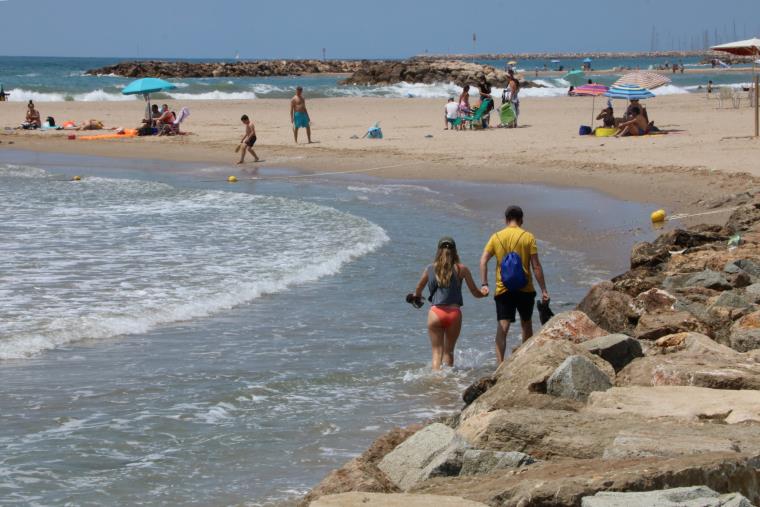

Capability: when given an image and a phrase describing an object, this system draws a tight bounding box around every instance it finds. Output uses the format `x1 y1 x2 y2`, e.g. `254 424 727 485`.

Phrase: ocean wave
6 88 136 102
166 90 258 100
652 84 689 95
0 168 389 359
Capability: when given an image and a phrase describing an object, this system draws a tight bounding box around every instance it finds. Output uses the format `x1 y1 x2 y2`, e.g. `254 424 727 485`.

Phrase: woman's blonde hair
434 244 460 288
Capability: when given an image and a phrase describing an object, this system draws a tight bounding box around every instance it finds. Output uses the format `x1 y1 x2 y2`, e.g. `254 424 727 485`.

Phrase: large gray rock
664 270 732 291
546 355 612 401
459 450 536 476
581 486 753 507
377 423 469 491
734 259 760 279
581 334 643 372
745 283 760 303
730 311 760 352
711 290 754 310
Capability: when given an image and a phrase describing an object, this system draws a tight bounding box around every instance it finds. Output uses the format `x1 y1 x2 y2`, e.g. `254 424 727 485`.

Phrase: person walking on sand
290 86 312 144
236 114 260 164
479 206 549 364
409 237 486 371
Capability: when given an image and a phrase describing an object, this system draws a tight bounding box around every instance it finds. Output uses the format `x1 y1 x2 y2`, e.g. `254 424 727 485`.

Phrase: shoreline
2 95 758 227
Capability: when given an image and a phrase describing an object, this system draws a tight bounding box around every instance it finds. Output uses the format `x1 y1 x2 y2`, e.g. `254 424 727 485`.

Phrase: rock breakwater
302 192 760 506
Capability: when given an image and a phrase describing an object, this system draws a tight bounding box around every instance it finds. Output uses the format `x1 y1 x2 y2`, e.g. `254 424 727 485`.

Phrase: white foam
0 168 389 360
652 84 689 96
167 90 258 100
6 88 136 102
6 89 68 102
73 89 135 101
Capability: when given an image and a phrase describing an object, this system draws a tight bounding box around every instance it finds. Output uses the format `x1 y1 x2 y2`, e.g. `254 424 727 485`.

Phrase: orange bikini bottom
430 306 462 329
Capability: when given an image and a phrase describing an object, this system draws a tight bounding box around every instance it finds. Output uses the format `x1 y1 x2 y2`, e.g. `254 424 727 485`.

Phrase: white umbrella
712 38 760 137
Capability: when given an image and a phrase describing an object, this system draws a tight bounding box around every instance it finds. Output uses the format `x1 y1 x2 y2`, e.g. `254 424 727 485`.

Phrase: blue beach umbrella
122 78 177 120
604 83 655 100
583 58 593 63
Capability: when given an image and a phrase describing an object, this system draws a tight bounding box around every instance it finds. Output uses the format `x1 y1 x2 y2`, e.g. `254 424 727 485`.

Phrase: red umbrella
572 84 609 126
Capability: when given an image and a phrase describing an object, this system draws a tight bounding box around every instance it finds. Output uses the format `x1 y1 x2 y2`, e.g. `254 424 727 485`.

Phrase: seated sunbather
625 99 649 123
142 104 161 126
21 101 42 129
615 106 649 137
596 104 618 128
155 104 175 128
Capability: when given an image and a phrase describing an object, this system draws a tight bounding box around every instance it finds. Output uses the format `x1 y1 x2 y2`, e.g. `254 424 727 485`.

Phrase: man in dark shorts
237 114 260 164
479 206 549 364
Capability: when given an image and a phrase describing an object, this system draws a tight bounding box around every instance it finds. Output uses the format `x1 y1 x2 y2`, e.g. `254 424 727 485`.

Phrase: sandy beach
2 92 758 219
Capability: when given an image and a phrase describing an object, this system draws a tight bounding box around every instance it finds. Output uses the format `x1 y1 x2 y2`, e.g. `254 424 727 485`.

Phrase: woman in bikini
411 237 486 370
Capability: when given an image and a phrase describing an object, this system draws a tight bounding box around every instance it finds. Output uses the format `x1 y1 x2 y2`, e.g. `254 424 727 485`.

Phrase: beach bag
579 125 592 136
498 231 528 292
46 116 56 127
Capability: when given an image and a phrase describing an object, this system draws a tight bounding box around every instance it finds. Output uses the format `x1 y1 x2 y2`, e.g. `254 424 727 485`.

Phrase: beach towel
173 107 190 127
78 129 138 141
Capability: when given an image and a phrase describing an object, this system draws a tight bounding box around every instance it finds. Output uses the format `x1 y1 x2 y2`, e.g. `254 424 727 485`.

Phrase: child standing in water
236 114 260 164
410 237 486 370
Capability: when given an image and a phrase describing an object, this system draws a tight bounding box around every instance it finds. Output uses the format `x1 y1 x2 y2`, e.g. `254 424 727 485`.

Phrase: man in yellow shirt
479 206 549 364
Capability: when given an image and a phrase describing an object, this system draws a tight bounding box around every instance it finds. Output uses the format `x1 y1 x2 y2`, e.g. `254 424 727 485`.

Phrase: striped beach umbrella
604 83 656 100
613 72 671 90
572 84 609 96
572 84 609 125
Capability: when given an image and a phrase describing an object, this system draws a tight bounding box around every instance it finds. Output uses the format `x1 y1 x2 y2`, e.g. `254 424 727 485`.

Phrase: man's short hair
241 114 249 121
505 205 524 222
296 86 303 92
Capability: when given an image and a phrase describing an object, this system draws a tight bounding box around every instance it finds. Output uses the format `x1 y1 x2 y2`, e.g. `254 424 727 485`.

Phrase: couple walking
410 206 549 370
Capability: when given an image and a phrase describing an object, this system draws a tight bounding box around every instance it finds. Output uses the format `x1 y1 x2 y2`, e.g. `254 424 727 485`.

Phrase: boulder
576 282 638 334
587 386 760 425
731 311 760 352
546 355 613 401
711 290 754 310
616 332 760 390
612 266 666 297
581 486 754 507
537 311 609 343
462 376 495 406
377 423 469 491
664 270 732 291
412 452 760 506
630 228 729 269
633 310 712 341
311 492 489 507
734 259 760 279
459 450 536 476
581 334 643 372
727 201 760 233
632 288 677 313
745 283 760 303
460 335 615 421
300 425 420 506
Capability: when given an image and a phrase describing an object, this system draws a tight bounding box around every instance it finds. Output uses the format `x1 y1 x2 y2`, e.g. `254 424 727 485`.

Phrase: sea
0 149 662 505
0 55 757 103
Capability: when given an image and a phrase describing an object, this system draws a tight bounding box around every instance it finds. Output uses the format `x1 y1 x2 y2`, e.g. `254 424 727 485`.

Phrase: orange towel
78 129 138 141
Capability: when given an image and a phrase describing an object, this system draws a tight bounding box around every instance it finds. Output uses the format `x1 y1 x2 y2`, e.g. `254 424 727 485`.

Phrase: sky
0 0 759 59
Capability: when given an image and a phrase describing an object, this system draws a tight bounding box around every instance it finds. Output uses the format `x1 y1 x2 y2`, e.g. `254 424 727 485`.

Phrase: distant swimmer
290 86 312 144
409 237 487 371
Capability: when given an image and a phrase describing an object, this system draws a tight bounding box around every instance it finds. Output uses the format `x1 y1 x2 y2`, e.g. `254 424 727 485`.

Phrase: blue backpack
498 231 528 292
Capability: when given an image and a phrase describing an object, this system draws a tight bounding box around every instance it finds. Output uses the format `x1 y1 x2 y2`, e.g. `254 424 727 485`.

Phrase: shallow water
0 151 659 505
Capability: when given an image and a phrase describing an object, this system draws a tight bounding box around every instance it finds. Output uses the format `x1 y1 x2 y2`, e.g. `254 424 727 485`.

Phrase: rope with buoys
650 205 742 224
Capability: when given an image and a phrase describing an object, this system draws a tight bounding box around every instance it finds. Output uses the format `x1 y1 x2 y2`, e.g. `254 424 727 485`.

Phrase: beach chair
162 107 190 135
461 98 493 129
717 87 740 109
499 102 517 127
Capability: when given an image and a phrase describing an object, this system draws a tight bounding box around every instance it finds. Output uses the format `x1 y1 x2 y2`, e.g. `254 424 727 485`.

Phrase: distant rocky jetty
85 60 367 78
415 50 715 61
86 59 541 88
303 190 760 506
340 60 541 88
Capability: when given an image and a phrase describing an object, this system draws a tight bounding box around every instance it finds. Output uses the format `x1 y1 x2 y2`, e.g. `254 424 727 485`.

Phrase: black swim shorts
494 291 536 323
246 135 257 147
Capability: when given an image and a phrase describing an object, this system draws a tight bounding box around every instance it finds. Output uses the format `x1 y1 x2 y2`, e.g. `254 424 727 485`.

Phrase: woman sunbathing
21 101 41 129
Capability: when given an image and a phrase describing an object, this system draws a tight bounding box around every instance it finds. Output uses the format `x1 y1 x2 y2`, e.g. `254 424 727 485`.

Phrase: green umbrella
563 70 586 87
122 78 177 121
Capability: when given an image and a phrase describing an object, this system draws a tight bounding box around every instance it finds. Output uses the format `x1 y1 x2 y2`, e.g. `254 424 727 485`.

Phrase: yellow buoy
72 175 82 181
650 209 666 223
228 175 238 183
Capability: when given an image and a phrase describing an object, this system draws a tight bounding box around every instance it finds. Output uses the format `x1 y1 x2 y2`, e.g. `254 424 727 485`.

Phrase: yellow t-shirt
485 226 538 295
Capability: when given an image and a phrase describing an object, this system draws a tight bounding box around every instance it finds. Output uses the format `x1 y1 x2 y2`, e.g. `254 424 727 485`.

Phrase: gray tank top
427 264 464 307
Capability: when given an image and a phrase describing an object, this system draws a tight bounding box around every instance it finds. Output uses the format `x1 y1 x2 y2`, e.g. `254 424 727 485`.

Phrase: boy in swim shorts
290 86 312 144
237 114 260 164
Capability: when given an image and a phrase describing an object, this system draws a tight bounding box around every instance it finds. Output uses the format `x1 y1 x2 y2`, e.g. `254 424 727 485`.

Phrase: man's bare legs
495 319 534 364
238 146 259 164
306 125 312 143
